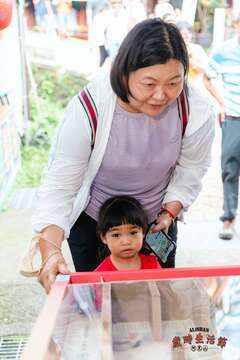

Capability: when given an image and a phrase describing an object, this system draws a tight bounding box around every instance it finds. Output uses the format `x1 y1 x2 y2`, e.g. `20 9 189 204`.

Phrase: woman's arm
32 95 92 292
32 95 92 237
153 110 215 233
164 113 215 210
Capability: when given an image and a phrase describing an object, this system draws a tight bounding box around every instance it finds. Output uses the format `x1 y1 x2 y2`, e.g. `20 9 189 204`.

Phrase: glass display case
22 266 240 359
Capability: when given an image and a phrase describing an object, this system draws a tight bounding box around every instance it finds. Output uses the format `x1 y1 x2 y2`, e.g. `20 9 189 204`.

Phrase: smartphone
144 224 176 263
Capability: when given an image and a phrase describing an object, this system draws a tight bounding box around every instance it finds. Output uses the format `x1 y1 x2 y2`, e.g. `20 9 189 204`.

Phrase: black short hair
110 18 189 103
97 195 148 237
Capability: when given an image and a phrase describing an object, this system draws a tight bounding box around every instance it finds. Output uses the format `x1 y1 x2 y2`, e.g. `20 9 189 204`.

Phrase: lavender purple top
85 100 182 223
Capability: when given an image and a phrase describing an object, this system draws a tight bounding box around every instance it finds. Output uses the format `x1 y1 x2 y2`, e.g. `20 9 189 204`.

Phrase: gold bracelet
38 250 62 276
33 234 61 250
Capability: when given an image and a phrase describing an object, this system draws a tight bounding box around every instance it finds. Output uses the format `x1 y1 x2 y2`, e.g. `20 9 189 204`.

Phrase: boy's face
101 224 143 259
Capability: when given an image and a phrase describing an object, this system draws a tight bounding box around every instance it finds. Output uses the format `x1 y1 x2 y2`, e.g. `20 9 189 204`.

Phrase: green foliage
199 0 227 8
197 0 227 33
26 94 62 146
15 145 50 187
33 65 87 108
16 65 88 187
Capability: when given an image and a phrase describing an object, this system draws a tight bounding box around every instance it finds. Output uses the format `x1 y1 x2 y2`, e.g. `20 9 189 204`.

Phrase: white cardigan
32 72 215 239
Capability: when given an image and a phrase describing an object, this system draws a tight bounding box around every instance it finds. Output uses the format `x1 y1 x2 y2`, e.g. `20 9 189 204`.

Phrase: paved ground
1 30 240 345
0 208 75 337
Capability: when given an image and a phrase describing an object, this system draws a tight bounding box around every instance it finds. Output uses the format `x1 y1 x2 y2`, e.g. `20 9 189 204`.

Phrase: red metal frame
22 278 68 360
66 265 240 285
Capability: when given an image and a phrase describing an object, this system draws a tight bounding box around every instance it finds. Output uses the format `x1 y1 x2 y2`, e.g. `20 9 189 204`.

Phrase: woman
23 18 215 293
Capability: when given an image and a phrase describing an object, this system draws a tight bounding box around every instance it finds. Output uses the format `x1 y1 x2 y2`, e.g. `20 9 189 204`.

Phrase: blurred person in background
86 0 110 23
177 21 209 93
104 0 129 61
33 0 48 31
34 0 57 34
104 0 147 61
154 0 175 19
90 0 129 66
56 0 72 37
203 13 240 240
124 0 146 29
162 12 177 23
161 7 182 24
88 1 110 67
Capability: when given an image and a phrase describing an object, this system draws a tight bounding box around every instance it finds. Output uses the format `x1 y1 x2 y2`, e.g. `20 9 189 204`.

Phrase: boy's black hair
110 18 189 103
97 195 148 237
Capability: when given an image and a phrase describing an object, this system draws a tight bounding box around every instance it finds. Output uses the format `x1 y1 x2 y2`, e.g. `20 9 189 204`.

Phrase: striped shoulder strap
78 87 98 149
177 86 189 137
78 86 189 147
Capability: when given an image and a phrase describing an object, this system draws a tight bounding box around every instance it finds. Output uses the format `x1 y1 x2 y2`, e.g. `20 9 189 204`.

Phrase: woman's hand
38 252 70 294
37 226 69 293
151 212 173 233
151 201 183 233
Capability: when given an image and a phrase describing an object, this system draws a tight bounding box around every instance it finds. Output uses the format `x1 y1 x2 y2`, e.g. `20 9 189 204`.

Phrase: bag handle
78 88 98 148
177 86 189 137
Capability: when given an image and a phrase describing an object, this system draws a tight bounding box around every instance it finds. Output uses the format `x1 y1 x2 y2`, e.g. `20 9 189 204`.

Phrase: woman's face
126 60 185 117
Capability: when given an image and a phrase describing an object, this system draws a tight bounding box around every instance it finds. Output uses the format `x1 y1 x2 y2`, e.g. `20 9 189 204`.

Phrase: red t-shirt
94 253 161 271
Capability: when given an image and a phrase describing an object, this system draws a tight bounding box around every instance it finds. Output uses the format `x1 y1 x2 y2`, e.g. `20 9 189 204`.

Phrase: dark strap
78 87 98 148
177 86 189 137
